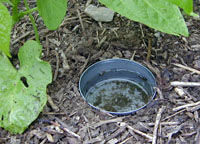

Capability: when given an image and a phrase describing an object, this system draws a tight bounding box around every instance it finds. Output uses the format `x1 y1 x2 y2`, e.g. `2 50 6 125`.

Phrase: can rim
79 58 157 115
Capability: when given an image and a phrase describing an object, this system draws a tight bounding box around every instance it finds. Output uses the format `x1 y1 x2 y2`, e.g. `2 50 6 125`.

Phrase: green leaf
166 0 199 17
0 2 12 57
99 0 189 36
0 40 52 134
166 0 192 15
37 0 67 30
0 0 12 4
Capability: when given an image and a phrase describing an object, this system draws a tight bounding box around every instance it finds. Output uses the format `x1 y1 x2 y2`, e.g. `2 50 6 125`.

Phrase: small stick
156 87 164 99
162 109 186 121
195 127 200 144
188 104 200 112
119 136 133 144
130 51 136 61
47 95 59 111
173 101 200 112
152 106 165 144
78 54 90 76
54 118 81 140
127 124 153 141
143 61 161 81
46 36 50 56
171 81 200 87
77 9 86 36
52 50 59 81
96 36 107 48
139 24 147 49
86 0 92 7
172 63 200 75
148 121 180 126
91 117 123 129
12 31 31 45
42 112 65 115
146 37 152 62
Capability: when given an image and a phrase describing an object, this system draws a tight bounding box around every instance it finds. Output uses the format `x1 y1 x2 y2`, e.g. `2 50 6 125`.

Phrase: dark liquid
86 79 149 112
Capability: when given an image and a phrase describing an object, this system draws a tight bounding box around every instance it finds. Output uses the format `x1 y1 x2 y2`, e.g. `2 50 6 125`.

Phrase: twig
162 109 186 121
152 106 165 144
119 136 133 144
54 118 81 140
77 9 86 36
47 95 59 111
52 50 59 81
139 24 147 49
148 122 180 126
91 117 123 129
105 126 126 142
130 51 136 61
78 54 90 76
172 63 200 75
42 112 65 115
188 104 200 112
146 37 152 62
156 87 164 99
173 101 200 112
171 81 200 87
45 36 49 56
126 124 153 141
12 31 31 45
96 36 107 48
143 61 161 81
195 126 200 144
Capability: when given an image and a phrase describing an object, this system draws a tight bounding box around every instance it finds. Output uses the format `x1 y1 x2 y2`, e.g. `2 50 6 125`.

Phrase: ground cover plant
0 0 198 135
0 0 67 134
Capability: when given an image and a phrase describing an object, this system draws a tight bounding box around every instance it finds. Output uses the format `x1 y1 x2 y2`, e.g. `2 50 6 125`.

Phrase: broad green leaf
37 0 67 30
166 0 198 17
0 0 11 4
0 2 12 57
0 40 52 134
99 0 189 36
166 0 192 15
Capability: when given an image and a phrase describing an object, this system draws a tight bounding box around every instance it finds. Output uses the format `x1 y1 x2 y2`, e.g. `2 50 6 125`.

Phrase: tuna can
79 59 157 115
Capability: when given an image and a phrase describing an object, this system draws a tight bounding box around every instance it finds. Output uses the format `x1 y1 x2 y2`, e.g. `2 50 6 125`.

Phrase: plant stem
23 0 40 44
146 37 152 62
29 15 40 44
12 0 20 25
19 7 38 19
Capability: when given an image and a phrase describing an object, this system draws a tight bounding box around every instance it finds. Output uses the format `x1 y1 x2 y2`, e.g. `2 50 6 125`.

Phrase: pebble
84 5 114 22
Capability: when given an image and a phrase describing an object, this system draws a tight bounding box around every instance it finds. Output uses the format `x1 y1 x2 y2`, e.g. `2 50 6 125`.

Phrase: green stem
19 7 38 19
23 0 40 44
29 15 40 44
12 0 20 25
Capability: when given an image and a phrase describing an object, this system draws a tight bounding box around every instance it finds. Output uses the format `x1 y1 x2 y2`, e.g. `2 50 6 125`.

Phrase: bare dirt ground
1 0 200 144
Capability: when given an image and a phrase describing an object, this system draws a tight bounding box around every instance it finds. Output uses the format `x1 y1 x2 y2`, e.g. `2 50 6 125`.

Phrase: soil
1 1 200 144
